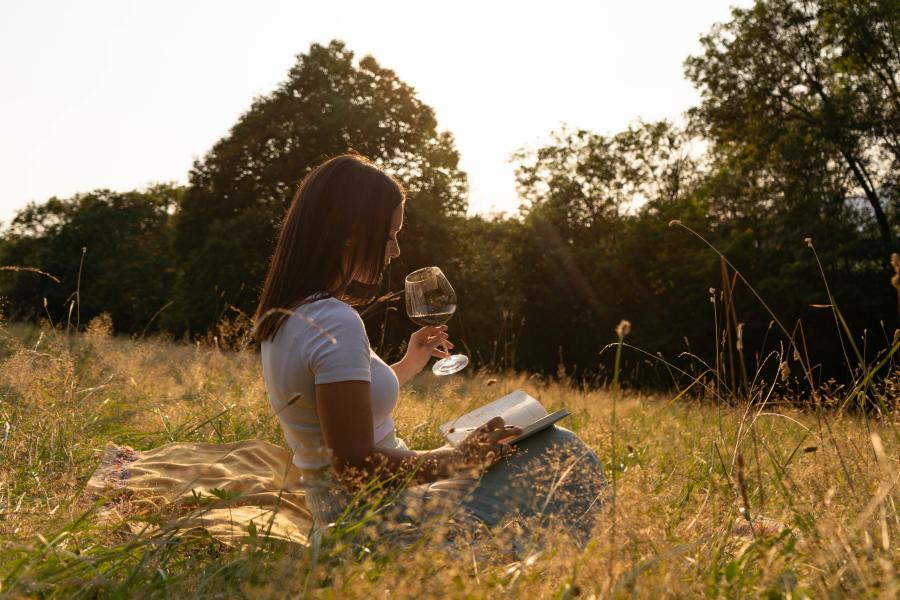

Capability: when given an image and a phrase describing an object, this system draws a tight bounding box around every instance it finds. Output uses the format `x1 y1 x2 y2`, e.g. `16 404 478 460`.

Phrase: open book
439 390 570 447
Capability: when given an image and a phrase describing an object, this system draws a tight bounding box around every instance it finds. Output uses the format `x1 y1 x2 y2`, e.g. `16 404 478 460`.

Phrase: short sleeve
304 303 372 384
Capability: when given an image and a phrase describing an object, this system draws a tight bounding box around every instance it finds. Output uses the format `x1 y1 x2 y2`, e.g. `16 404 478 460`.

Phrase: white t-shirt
260 296 400 469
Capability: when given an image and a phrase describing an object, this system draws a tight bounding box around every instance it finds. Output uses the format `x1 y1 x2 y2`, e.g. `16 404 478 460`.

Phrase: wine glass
404 266 469 376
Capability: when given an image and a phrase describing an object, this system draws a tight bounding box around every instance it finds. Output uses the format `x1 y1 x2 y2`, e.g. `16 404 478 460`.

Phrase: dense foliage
168 40 468 333
2 1 898 389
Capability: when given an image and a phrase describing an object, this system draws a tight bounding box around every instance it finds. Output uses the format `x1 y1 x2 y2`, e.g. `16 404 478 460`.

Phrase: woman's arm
390 325 454 387
316 380 519 485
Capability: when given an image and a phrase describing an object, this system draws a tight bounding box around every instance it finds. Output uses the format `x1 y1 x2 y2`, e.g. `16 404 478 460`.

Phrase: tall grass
0 312 897 597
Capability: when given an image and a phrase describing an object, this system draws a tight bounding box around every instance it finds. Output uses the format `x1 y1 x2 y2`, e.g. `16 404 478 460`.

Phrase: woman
254 153 606 544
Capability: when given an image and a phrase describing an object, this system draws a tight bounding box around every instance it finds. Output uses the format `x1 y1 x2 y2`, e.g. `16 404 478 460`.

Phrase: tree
821 0 900 165
0 185 181 332
510 122 707 378
169 40 467 334
685 0 898 256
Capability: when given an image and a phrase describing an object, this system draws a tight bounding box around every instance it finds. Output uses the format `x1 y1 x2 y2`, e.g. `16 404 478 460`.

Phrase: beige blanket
86 440 312 547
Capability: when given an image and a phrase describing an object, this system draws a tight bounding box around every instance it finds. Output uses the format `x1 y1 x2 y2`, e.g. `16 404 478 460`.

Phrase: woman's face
340 204 403 288
384 204 403 267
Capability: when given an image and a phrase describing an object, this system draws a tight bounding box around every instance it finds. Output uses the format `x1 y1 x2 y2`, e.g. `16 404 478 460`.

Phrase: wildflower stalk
609 319 630 582
805 238 852 377
710 287 723 440
668 221 802 375
668 220 857 489
0 265 61 283
806 239 899 446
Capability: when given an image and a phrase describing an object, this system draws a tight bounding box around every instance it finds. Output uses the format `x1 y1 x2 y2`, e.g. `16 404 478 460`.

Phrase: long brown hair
253 153 405 342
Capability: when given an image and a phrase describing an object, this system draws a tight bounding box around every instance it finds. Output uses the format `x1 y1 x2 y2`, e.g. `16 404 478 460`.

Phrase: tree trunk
843 152 894 256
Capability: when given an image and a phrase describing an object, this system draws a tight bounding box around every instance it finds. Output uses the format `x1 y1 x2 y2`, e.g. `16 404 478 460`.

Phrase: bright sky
0 0 751 226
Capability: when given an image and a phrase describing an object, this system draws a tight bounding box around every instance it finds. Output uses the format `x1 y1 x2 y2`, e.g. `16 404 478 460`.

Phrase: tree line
2 0 898 392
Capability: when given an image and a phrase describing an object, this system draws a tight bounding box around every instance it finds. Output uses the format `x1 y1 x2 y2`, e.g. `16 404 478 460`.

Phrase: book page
440 390 548 446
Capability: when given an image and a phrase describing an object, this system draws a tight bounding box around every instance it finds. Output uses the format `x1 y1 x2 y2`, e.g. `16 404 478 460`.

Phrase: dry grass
0 319 897 598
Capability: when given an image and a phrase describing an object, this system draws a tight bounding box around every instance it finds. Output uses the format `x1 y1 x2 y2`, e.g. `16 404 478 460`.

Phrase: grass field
0 318 897 598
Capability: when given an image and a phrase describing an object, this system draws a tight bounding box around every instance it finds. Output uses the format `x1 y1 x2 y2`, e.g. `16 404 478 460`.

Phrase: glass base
432 354 469 376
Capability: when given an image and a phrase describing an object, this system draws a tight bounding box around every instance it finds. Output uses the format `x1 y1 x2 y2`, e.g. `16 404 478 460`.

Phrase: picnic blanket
85 440 312 547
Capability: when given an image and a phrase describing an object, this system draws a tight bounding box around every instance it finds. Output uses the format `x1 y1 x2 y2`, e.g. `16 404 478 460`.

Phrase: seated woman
253 154 607 545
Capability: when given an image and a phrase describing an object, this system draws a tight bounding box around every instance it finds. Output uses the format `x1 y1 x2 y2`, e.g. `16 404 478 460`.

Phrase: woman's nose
386 241 400 261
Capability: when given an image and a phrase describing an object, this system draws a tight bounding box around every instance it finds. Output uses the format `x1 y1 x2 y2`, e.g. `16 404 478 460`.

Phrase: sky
0 0 752 225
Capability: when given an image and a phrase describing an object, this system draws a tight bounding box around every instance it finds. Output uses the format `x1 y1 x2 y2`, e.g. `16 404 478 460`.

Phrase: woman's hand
399 325 454 377
457 416 523 468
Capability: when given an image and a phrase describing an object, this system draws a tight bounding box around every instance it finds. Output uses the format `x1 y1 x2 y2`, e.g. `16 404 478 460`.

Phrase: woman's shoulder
297 296 361 321
277 296 365 344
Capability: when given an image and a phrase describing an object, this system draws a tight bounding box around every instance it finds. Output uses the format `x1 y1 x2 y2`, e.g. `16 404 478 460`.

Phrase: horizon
0 0 751 226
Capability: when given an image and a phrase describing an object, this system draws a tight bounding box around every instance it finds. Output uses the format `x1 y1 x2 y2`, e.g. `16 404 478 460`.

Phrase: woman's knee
539 425 588 453
549 425 577 444
513 425 589 461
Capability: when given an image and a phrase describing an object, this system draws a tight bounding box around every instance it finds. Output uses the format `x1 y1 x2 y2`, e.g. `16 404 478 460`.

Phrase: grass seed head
779 361 790 382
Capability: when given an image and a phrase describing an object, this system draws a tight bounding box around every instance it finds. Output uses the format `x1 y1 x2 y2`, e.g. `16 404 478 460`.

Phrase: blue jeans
399 426 608 547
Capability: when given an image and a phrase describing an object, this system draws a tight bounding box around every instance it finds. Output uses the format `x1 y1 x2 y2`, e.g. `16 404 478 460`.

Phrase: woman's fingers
427 339 451 352
482 434 522 463
460 422 523 466
411 324 452 359
424 329 453 357
426 333 451 347
472 419 522 445
488 426 523 444
483 416 506 431
415 325 448 341
484 425 523 452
